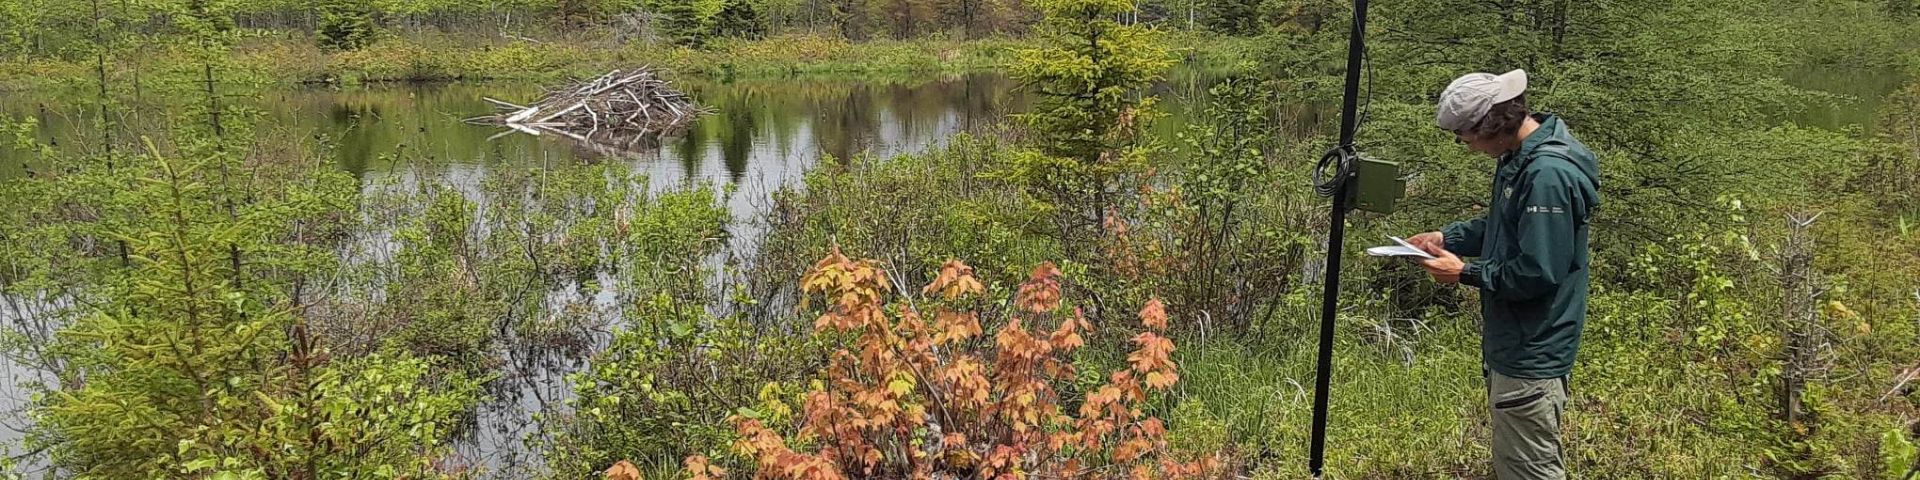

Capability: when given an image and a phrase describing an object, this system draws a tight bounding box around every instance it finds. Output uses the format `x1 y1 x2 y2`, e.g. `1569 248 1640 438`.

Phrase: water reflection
311 74 1023 476
0 72 1031 476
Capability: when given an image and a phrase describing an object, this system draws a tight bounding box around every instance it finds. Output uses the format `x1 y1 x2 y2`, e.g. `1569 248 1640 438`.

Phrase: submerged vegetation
1 0 1919 477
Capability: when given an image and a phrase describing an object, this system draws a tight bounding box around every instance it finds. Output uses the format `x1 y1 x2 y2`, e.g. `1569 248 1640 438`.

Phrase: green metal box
1350 155 1405 214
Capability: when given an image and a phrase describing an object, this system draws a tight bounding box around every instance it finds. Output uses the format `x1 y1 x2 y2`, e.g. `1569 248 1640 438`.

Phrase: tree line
0 0 1363 54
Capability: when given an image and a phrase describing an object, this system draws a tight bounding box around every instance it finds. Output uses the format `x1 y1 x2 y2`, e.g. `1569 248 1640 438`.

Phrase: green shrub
534 176 824 477
755 133 1060 292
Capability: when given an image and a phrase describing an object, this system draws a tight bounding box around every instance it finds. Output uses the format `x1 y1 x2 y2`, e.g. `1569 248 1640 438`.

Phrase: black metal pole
1309 0 1369 476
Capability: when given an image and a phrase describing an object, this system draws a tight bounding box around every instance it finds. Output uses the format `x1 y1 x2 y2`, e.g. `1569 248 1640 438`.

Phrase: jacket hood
1519 113 1599 188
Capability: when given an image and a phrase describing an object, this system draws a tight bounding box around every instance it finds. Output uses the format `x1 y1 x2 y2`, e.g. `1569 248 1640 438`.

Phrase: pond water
1784 64 1911 132
0 71 1047 476
0 64 1907 476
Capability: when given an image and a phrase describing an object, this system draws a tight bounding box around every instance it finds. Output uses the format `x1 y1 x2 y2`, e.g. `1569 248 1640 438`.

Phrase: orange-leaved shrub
701 248 1225 479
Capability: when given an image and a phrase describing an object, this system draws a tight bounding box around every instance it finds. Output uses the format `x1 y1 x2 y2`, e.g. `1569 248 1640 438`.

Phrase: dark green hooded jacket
1442 113 1600 380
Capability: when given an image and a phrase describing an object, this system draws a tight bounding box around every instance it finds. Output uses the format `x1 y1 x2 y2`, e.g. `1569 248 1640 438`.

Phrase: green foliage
2 27 1021 88
38 148 280 476
1886 426 1920 480
316 34 597 83
1878 81 1920 213
1165 400 1229 456
1150 76 1319 334
317 0 380 51
756 134 1061 290
1201 0 1262 35
541 308 822 476
1002 0 1171 299
535 179 823 476
655 0 729 46
712 0 765 39
0 0 33 57
348 161 737 373
1774 0 1920 68
647 0 766 46
233 353 482 479
1 103 754 478
1177 324 1487 478
373 185 500 366
9 18 448 475
24 143 476 478
1010 0 1170 163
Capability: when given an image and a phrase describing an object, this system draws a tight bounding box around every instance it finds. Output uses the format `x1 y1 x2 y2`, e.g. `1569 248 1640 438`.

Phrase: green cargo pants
1488 369 1569 479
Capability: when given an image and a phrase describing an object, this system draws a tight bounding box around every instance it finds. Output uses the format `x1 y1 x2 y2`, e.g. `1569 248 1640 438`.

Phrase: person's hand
1420 249 1465 284
1407 231 1445 255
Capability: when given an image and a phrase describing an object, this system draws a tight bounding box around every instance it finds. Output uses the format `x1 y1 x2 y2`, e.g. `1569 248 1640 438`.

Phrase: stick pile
467 67 710 142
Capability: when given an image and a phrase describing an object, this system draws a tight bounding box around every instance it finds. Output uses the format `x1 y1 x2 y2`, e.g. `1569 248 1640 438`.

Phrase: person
1405 69 1599 479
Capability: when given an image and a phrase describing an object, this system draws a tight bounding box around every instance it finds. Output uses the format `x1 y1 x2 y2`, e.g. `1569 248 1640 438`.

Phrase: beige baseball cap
1436 69 1528 131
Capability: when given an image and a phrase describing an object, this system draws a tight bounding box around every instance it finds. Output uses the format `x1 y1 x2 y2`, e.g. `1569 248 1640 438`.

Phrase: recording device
1349 154 1405 214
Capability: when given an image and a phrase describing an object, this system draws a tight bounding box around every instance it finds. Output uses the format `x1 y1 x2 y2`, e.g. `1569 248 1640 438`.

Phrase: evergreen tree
654 0 725 46
1202 0 1260 34
713 0 764 38
316 0 378 51
1006 0 1171 242
32 143 477 478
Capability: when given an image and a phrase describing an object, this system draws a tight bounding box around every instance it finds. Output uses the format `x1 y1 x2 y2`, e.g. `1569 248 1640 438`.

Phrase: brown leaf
1139 298 1168 331
604 460 641 480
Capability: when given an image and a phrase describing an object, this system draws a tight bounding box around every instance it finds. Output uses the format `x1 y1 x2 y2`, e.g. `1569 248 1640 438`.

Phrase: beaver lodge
467 67 711 154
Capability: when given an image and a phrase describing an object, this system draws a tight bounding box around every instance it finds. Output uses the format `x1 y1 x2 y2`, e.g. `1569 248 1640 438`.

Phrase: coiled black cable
1312 144 1356 198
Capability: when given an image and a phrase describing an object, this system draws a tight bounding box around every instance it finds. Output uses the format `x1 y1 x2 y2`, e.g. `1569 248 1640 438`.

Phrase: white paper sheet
1365 236 1437 260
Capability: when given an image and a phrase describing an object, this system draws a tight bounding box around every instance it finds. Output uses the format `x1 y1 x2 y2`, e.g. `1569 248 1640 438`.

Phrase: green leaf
1885 427 1919 480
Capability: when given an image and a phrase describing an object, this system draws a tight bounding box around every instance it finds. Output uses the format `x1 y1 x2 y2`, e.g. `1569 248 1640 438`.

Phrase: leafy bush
541 303 824 477
1144 76 1323 335
717 251 1225 478
754 134 1061 299
528 168 819 478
